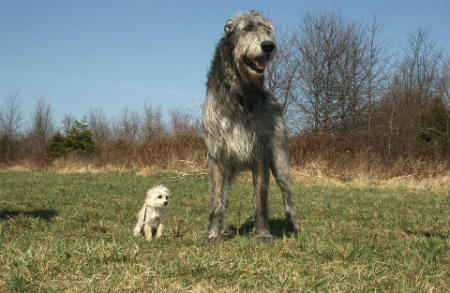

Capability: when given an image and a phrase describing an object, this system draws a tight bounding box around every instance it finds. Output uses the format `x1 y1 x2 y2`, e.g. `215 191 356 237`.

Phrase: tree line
1 10 449 172
268 11 449 160
0 96 204 167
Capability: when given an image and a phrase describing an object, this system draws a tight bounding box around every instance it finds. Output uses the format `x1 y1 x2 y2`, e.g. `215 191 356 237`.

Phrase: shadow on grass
0 209 58 221
227 217 287 239
404 230 449 240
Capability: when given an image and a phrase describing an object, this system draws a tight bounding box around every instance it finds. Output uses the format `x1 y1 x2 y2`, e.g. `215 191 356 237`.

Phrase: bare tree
437 59 450 109
370 28 446 158
332 21 367 134
0 90 23 137
399 28 442 106
114 108 140 144
30 97 54 155
62 113 75 133
141 104 164 142
88 108 111 144
294 11 334 132
169 109 198 136
0 90 23 160
364 17 389 141
435 59 450 151
267 26 301 117
267 11 389 137
294 11 366 133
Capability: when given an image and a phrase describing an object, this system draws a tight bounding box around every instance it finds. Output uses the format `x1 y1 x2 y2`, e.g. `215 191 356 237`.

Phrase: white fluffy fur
133 185 170 241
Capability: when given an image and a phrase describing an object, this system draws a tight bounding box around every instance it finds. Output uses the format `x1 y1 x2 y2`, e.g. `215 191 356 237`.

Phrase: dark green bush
417 100 450 158
46 120 98 159
0 134 20 161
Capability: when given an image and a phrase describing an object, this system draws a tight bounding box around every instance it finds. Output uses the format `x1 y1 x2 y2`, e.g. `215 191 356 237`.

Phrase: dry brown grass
2 130 448 191
3 118 448 193
289 164 449 192
2 156 447 192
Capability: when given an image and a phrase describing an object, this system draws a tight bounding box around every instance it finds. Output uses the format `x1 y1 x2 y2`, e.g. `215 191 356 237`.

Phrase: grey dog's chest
215 97 274 162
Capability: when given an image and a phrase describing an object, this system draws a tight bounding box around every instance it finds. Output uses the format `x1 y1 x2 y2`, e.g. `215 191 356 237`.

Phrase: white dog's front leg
155 224 165 239
143 224 153 241
133 222 143 236
133 207 146 236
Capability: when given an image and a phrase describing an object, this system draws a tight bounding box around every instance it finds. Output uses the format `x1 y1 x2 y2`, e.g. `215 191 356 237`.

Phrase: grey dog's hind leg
205 157 233 243
271 121 299 234
271 158 299 234
252 158 273 242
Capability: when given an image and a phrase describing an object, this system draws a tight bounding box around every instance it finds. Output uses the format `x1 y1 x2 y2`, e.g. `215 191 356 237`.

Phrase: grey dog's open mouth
243 56 266 73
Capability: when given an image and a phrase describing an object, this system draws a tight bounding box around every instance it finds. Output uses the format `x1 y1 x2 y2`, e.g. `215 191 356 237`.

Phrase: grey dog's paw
203 235 225 245
284 222 299 236
256 234 273 243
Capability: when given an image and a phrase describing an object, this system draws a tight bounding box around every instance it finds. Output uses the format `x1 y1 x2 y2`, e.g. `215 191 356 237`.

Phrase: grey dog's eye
243 23 253 31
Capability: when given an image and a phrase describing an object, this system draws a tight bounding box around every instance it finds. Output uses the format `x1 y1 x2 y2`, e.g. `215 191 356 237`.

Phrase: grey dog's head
224 11 276 79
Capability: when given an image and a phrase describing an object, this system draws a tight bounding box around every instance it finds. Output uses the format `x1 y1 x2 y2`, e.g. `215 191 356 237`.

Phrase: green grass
0 171 448 292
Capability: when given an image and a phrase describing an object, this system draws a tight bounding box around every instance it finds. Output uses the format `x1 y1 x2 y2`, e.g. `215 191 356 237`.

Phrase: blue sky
1 0 449 129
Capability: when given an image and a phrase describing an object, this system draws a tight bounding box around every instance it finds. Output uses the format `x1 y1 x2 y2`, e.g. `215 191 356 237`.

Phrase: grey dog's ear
224 18 233 34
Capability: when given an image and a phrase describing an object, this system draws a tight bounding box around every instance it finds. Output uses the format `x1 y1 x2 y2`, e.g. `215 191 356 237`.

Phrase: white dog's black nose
261 41 275 53
163 201 168 206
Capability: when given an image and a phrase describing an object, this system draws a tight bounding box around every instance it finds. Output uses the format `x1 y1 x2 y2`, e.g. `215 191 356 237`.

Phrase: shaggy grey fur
202 11 299 243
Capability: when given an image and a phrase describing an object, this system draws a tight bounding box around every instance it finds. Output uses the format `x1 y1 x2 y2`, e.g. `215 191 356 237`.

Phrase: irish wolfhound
202 10 299 243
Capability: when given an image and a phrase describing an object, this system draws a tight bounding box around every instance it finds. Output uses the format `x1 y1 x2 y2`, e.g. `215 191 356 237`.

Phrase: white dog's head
145 185 170 208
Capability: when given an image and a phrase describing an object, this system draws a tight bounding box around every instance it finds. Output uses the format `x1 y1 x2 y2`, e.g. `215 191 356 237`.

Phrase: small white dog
133 185 170 241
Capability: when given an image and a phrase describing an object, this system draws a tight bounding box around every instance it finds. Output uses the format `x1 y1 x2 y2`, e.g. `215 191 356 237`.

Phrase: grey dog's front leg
252 158 272 242
205 157 232 243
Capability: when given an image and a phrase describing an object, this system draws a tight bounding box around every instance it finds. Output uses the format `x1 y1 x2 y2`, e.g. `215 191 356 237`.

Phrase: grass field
0 171 448 292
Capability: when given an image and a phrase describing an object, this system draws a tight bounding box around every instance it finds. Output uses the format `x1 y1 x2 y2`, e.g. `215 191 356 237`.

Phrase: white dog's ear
161 186 170 196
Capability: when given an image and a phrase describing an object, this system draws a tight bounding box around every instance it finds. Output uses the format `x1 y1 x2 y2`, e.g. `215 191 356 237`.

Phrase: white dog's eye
158 195 162 199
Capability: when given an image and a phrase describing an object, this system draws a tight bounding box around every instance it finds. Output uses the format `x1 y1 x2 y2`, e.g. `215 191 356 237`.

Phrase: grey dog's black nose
261 41 275 53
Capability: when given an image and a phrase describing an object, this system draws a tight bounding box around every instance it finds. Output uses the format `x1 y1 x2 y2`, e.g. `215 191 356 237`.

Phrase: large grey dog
202 11 299 243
